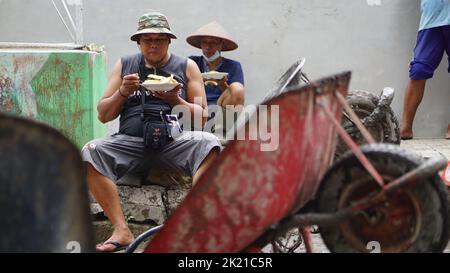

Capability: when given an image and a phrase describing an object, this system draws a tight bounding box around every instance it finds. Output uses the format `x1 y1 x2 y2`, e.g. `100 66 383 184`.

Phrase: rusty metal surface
0 50 107 149
270 153 447 252
338 179 421 252
144 72 351 253
0 113 94 252
301 227 314 253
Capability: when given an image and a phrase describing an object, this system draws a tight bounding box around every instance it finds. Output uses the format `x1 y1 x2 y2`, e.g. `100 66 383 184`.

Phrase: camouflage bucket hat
130 12 177 41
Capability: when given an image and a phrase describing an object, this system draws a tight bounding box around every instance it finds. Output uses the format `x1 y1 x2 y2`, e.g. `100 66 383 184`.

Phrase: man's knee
86 162 102 180
189 130 221 144
409 61 434 80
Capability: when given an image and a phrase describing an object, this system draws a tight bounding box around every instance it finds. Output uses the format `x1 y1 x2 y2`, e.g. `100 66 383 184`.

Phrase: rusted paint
301 227 314 253
0 76 18 113
0 50 107 148
270 153 447 252
145 72 351 253
338 180 421 252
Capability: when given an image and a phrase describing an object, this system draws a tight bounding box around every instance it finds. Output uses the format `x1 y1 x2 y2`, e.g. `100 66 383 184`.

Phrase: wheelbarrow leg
301 227 314 253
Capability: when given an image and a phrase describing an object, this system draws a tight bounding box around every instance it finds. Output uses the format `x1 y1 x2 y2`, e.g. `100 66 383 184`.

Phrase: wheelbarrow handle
383 154 447 193
348 154 448 213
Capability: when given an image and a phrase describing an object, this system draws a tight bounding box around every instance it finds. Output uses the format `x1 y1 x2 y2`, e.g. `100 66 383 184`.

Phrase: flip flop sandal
96 241 129 253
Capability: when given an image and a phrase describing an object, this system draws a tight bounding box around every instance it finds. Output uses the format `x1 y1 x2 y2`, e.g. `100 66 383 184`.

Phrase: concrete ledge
91 183 191 245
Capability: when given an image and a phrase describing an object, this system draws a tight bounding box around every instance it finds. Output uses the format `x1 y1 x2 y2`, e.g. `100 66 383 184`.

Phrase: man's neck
145 53 171 68
207 57 223 71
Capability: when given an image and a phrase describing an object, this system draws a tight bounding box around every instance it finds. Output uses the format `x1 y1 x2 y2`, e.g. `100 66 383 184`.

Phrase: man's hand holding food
205 76 228 92
142 74 183 106
151 84 183 106
119 73 140 97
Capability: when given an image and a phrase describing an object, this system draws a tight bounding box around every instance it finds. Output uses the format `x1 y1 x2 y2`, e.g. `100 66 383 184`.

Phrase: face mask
204 50 221 62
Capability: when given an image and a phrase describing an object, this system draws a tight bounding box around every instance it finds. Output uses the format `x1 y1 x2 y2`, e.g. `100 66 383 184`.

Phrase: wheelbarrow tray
145 72 351 253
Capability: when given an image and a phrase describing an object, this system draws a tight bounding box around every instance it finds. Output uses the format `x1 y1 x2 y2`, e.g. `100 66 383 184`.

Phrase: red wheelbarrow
1 65 447 253
125 70 450 253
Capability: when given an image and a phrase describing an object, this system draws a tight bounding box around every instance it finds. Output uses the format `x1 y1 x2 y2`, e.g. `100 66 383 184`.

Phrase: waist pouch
140 94 182 152
143 118 169 152
142 113 183 152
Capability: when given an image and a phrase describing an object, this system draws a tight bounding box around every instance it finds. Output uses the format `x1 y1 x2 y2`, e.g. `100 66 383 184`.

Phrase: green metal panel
91 53 107 140
0 50 107 148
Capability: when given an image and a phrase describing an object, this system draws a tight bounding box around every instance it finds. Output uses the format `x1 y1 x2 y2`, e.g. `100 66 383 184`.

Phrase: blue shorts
409 25 450 80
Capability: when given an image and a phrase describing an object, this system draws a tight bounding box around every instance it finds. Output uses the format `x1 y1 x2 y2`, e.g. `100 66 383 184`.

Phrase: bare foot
96 227 134 252
400 129 413 140
400 122 413 140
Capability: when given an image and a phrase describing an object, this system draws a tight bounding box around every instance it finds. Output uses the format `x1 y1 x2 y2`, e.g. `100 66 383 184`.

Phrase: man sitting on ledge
81 11 221 252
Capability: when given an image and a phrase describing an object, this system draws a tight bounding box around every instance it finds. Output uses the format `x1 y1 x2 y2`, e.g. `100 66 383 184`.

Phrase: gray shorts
81 131 221 187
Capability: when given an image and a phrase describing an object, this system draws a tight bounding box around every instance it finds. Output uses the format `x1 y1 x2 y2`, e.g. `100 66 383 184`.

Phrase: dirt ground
262 232 450 253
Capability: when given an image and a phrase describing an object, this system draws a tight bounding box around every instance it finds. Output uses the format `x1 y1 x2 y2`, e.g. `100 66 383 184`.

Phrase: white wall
1 0 449 137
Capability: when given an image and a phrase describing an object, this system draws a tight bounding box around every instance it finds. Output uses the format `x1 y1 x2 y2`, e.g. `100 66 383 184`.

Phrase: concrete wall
1 0 449 137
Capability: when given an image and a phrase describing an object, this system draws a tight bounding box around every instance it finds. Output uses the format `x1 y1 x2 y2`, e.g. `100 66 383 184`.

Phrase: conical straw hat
186 21 238 51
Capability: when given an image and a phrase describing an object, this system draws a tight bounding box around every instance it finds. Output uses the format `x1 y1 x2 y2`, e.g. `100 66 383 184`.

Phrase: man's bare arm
97 59 140 123
218 81 245 107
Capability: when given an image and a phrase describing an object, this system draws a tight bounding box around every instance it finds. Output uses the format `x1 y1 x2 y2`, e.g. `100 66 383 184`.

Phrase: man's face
138 33 170 65
200 37 223 58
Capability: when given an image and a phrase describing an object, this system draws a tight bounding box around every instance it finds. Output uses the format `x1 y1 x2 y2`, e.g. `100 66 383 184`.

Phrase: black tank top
118 53 188 137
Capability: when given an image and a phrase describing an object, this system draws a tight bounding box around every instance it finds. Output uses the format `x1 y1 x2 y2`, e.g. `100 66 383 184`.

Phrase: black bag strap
138 61 171 124
140 87 146 122
139 57 158 122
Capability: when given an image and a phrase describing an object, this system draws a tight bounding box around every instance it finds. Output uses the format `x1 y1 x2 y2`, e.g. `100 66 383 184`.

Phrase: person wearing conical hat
187 21 245 108
187 22 245 140
81 12 221 252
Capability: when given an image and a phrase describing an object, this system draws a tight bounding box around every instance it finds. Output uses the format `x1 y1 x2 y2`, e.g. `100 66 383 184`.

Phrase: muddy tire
335 90 400 159
317 144 450 253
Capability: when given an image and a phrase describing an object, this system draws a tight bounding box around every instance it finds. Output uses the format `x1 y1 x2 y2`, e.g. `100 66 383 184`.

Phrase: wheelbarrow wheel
317 144 450 253
335 90 400 158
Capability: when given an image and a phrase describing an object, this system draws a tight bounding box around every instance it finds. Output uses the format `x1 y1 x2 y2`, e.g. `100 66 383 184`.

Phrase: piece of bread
204 80 218 86
205 70 220 75
143 74 178 85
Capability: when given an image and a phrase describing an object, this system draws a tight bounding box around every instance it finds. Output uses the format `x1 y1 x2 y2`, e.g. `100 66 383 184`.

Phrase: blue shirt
189 56 244 105
419 0 450 30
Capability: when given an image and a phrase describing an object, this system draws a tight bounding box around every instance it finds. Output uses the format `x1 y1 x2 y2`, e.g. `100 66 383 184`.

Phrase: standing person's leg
444 26 450 139
400 79 426 139
400 27 445 139
446 123 450 139
87 164 134 252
